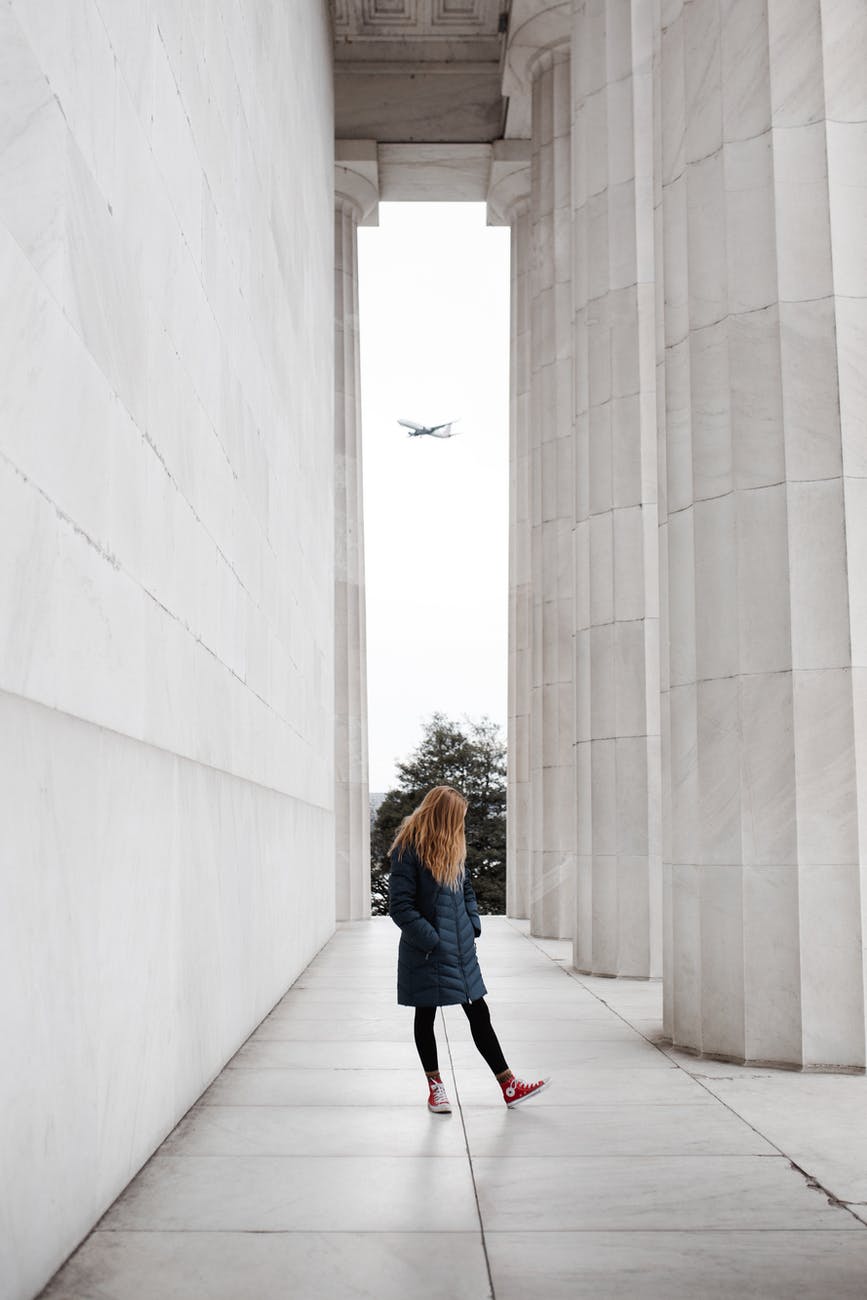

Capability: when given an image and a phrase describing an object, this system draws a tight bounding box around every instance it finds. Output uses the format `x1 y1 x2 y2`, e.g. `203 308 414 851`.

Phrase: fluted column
507 1 575 939
489 145 533 921
652 0 674 1038
571 0 662 978
334 144 377 921
659 2 867 1067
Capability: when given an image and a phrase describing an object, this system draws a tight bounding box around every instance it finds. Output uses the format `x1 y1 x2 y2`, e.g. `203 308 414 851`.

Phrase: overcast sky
358 203 510 793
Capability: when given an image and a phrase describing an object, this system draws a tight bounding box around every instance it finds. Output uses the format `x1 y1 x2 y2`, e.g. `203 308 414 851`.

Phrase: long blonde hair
391 786 468 888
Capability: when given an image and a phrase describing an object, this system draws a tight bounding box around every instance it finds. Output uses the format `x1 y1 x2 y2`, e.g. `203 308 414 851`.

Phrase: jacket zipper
453 891 471 1003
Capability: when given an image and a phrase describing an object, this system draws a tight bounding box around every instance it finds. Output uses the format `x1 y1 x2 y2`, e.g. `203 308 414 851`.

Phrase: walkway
42 918 867 1299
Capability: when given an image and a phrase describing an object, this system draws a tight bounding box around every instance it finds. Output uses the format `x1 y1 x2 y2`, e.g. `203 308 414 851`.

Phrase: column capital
503 0 572 98
335 140 379 226
487 140 531 227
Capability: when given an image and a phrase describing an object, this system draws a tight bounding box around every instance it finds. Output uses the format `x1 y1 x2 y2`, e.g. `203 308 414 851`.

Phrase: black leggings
413 999 508 1076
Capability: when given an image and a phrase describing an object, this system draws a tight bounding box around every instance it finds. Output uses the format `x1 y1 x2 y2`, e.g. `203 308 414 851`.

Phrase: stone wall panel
0 3 336 1295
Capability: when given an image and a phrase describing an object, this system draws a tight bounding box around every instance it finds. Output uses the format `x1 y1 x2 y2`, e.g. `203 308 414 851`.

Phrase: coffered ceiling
331 0 510 142
332 0 505 59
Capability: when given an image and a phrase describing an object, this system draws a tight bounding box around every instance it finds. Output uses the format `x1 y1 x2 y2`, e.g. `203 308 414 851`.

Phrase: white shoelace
430 1079 449 1103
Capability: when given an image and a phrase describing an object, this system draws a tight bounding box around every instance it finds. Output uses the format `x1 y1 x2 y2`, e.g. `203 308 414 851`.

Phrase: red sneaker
501 1075 551 1108
427 1076 452 1114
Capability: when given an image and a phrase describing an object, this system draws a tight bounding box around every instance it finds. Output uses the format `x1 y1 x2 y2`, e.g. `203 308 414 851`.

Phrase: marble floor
41 918 867 1299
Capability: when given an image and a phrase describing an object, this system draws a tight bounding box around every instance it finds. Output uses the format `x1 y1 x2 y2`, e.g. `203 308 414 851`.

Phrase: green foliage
370 713 507 916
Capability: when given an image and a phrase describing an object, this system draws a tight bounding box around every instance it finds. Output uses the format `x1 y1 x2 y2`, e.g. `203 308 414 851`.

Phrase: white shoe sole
428 1102 452 1113
505 1077 552 1108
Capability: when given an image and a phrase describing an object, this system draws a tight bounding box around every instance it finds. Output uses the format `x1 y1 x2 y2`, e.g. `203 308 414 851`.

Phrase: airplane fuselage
398 418 459 439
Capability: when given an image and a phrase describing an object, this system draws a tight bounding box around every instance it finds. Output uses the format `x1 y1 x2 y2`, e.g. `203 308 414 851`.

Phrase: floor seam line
442 1007 496 1300
89 1226 867 1235
507 919 867 1233
674 1077 867 1230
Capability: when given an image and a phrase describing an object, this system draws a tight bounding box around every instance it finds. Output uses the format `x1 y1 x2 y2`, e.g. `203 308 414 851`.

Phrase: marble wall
0 3 336 1296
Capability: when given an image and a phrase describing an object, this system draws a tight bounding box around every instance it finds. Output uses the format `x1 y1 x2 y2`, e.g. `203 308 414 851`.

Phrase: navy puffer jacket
389 844 487 1007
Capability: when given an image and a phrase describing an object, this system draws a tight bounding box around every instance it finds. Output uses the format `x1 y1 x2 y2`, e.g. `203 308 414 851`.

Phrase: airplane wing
428 421 458 438
397 418 424 431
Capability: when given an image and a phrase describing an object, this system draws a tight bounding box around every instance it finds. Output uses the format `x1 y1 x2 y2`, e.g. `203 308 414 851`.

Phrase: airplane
397 418 460 439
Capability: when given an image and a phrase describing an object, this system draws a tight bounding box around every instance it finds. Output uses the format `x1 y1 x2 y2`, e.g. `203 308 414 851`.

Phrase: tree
370 713 507 916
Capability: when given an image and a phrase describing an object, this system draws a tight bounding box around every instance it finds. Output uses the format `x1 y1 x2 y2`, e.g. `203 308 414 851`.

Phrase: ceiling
331 0 510 143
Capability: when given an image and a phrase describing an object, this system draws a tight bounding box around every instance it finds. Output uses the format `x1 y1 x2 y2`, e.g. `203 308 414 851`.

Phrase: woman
388 785 551 1113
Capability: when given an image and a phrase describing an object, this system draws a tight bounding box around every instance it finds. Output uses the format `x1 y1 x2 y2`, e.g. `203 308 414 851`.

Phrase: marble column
571 0 662 978
489 144 533 921
659 1 867 1067
334 145 377 921
507 2 575 939
652 0 674 1038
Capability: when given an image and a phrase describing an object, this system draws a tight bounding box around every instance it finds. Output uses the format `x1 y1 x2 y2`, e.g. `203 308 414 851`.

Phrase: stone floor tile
261 1001 408 1025
524 936 573 960
575 973 664 999
291 976 399 990
586 998 667 1020
299 966 398 981
459 1102 776 1157
98 1155 478 1232
441 1015 645 1042
251 1015 414 1041
38 917 867 1300
231 1039 421 1069
474 1154 857 1231
698 1072 867 1203
485 1231 867 1299
42 1231 490 1300
626 1017 668 1039
468 1000 623 1021
202 1066 447 1107
450 1066 715 1107
465 984 594 1002
661 1049 786 1078
162 1104 468 1157
276 987 399 1006
448 1037 675 1070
